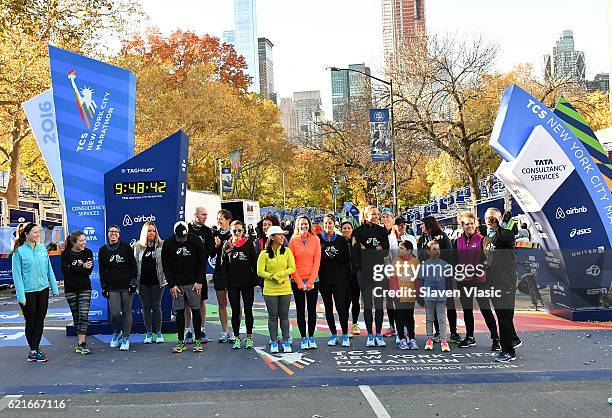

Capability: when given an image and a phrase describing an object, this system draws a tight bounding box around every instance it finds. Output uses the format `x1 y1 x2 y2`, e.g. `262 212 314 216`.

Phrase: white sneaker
110 332 122 348
155 332 164 344
282 341 292 353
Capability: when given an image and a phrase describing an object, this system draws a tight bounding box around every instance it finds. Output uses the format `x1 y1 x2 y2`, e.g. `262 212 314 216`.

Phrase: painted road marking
0 395 22 412
359 385 390 418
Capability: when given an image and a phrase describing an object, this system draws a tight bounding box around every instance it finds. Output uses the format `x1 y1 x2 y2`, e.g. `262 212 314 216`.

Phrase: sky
142 0 610 117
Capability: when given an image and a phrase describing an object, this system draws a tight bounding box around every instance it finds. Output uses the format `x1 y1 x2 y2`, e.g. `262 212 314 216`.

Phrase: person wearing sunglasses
99 225 137 351
220 220 257 349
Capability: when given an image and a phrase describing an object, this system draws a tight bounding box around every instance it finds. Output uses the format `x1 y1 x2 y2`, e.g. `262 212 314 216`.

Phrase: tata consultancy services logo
68 70 97 129
83 226 97 241
254 347 315 375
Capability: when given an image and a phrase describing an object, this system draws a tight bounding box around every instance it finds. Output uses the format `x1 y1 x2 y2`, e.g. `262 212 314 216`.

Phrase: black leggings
319 281 348 335
459 284 498 339
292 282 318 337
176 309 201 342
387 296 397 329
228 286 254 337
395 301 415 340
345 275 360 324
20 288 49 351
358 273 384 336
434 298 457 335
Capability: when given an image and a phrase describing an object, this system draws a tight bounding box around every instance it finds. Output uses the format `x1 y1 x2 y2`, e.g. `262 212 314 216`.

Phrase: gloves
129 284 137 294
101 289 109 299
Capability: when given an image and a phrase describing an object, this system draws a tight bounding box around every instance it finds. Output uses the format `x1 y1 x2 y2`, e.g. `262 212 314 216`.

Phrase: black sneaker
512 337 522 348
491 338 501 351
459 337 476 348
449 333 462 344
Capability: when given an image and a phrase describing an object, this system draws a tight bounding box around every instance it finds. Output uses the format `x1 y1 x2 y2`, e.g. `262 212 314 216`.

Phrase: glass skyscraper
258 37 275 101
331 64 372 122
234 0 259 93
543 30 586 82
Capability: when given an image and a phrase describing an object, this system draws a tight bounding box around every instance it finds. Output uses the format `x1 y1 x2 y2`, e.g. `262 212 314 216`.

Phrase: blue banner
22 89 65 207
370 109 391 162
49 45 136 320
221 167 232 193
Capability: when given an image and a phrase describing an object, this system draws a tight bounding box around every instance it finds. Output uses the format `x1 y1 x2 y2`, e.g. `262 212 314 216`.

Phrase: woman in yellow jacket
257 226 296 354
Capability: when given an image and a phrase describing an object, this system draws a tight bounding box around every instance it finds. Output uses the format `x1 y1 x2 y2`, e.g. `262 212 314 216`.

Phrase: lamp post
329 67 398 213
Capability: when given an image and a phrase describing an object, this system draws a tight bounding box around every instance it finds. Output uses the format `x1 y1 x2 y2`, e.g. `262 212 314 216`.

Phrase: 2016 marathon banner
490 84 612 320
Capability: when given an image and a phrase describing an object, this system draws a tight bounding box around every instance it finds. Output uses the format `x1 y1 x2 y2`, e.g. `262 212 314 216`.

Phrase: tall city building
586 73 610 93
381 0 426 64
279 97 299 142
258 37 275 102
223 30 236 45
293 91 323 145
543 30 586 82
234 0 259 93
331 64 372 122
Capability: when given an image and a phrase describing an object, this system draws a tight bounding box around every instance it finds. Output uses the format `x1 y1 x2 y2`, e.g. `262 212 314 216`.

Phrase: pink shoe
425 338 433 350
383 327 396 337
441 339 450 352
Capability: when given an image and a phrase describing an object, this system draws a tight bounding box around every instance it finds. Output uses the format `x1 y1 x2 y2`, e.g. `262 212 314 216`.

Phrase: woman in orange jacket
288 215 321 350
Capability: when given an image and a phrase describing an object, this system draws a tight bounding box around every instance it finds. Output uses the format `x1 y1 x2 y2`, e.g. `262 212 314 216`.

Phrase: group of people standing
11 203 520 364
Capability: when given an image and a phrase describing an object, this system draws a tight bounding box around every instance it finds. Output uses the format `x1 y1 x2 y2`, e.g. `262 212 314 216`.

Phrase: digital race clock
113 180 167 195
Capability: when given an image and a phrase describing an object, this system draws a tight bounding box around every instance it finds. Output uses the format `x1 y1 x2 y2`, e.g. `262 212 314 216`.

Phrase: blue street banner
22 89 65 208
490 84 612 318
221 167 232 193
343 202 360 226
369 109 391 162
49 45 136 321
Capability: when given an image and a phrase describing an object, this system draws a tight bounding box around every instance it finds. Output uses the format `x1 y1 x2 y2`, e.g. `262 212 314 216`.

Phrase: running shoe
433 332 441 343
328 335 338 346
228 334 236 343
75 342 91 355
341 334 350 347
441 339 451 352
282 341 292 353
185 330 194 344
375 335 386 347
119 336 130 351
193 341 203 352
200 330 209 344
143 332 153 344
459 337 477 348
28 350 48 362
494 352 516 362
110 331 122 348
270 341 279 353
399 339 409 350
491 338 501 352
244 337 254 349
366 335 376 347
512 337 522 348
172 341 187 353
300 337 309 350
395 335 400 345
351 323 361 336
218 332 230 343
232 337 241 350
383 327 396 337
425 337 434 350
155 332 164 344
449 333 462 344
408 339 420 350
308 336 317 349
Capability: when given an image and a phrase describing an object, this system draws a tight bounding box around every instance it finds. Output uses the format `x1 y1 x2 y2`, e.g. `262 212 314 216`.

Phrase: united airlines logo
68 70 97 129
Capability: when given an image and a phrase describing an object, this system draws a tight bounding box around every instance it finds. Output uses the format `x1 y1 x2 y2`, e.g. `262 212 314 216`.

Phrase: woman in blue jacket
12 223 59 362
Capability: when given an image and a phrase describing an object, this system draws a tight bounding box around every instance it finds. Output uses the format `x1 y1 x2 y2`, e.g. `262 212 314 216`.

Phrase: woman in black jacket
98 225 137 351
417 216 461 343
221 220 257 350
318 214 350 347
61 230 93 354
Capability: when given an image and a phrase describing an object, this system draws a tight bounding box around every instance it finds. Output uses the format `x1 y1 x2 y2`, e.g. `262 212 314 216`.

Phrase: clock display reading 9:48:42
113 180 167 195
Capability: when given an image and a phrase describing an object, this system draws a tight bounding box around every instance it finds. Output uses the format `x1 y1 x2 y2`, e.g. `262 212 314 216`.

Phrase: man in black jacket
162 221 205 353
483 208 521 362
186 207 213 344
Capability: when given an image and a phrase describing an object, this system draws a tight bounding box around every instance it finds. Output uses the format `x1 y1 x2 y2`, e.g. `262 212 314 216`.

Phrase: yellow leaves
425 153 464 197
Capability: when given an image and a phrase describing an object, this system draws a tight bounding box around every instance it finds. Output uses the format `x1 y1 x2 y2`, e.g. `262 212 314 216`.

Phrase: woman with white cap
257 225 296 353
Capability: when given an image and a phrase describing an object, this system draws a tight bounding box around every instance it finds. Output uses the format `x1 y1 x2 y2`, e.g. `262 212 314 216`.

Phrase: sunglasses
231 229 244 235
